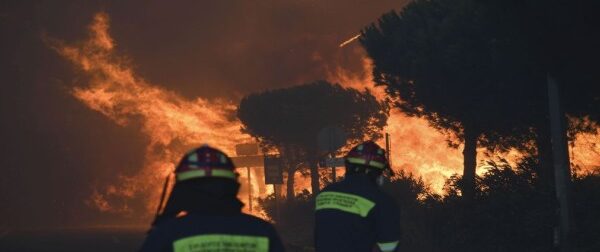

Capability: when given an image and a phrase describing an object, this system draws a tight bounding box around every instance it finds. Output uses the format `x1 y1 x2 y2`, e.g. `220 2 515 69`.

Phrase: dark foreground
0 227 314 252
0 227 146 252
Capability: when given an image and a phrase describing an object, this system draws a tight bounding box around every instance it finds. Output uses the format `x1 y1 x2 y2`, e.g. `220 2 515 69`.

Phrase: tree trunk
280 144 296 202
462 125 478 201
310 161 320 195
309 156 320 195
286 166 295 202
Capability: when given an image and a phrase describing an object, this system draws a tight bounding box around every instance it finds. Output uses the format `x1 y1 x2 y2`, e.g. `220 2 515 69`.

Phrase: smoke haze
0 0 407 228
3 0 598 230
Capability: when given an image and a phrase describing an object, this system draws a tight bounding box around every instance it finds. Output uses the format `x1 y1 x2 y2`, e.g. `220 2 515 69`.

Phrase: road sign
231 155 263 167
235 143 259 156
317 126 347 154
264 155 283 184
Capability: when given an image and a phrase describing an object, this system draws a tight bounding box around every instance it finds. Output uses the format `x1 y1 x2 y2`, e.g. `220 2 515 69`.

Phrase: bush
434 158 556 252
258 160 600 252
382 171 440 252
259 190 315 252
573 170 600 251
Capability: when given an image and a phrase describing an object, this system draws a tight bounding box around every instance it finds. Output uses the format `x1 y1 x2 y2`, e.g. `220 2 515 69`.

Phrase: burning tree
237 81 388 198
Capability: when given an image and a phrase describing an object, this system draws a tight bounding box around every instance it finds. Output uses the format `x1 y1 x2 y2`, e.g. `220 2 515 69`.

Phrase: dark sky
0 0 407 228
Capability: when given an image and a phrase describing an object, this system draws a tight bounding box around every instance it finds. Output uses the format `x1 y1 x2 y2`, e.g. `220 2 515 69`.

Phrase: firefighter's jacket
314 174 401 252
140 212 285 252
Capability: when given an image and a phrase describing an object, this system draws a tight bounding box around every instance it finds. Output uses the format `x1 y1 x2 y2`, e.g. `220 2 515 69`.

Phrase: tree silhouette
360 0 533 200
237 80 388 197
361 0 600 199
483 0 600 188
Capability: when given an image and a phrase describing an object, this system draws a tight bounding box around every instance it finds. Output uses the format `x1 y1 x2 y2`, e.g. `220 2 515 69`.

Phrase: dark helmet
151 145 241 227
175 145 237 182
345 141 389 172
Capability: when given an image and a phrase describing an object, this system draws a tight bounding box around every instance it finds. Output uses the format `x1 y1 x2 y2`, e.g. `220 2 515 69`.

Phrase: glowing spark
339 34 361 48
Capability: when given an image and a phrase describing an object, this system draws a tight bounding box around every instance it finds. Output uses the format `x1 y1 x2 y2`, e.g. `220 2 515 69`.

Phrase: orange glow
327 56 600 193
571 130 600 174
52 12 599 219
51 13 259 216
327 57 463 193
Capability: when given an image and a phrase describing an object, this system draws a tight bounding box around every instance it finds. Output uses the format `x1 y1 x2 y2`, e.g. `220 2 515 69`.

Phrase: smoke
43 1 599 224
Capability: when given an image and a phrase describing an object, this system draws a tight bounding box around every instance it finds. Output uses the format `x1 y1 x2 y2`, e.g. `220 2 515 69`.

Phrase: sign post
232 143 285 218
317 126 347 183
264 155 283 223
264 155 283 185
235 143 260 213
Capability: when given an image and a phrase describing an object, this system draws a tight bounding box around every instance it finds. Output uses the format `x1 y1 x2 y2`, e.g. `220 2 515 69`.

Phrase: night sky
0 0 407 228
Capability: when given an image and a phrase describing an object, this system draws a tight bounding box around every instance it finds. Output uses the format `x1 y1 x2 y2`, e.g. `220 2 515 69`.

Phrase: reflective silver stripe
377 241 399 252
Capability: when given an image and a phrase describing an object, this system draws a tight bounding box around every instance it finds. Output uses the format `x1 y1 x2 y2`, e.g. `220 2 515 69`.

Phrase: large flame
571 131 600 174
327 56 462 192
328 50 600 193
52 13 599 219
51 13 255 216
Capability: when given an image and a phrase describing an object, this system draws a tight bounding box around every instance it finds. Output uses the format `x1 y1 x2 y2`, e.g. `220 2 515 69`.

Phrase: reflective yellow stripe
176 169 236 181
315 191 375 217
368 160 386 169
346 157 367 165
377 241 399 252
173 234 269 252
346 157 386 169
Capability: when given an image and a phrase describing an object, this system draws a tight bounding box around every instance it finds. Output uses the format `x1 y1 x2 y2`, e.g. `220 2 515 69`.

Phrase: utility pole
547 74 573 252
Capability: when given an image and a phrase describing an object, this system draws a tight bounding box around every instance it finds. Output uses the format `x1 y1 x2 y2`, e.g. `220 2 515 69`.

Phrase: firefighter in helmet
140 145 284 252
314 141 401 252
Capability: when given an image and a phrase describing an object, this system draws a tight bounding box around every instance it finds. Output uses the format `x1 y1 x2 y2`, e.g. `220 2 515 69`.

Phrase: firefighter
314 141 401 252
140 145 285 252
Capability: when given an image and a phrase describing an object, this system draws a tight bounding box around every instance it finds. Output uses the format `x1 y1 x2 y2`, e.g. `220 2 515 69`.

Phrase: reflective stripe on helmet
173 234 269 252
346 157 386 169
176 169 236 181
315 191 375 217
377 241 399 252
